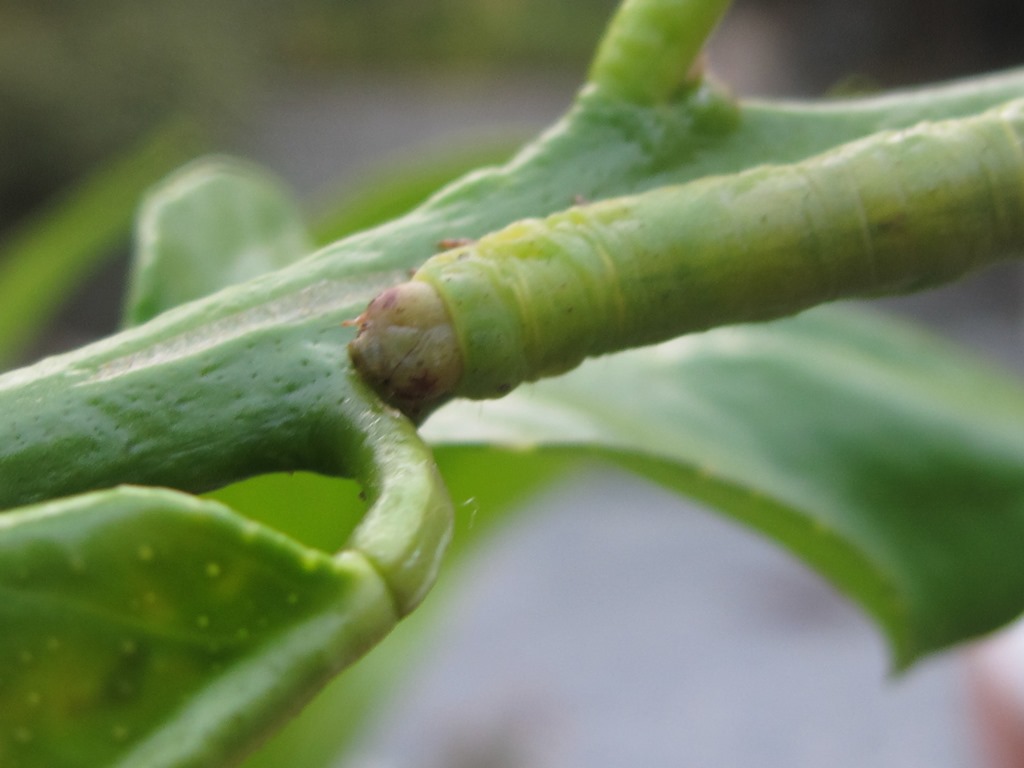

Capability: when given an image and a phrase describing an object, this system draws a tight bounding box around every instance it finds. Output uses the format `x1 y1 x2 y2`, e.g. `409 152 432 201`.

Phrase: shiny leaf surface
0 487 396 768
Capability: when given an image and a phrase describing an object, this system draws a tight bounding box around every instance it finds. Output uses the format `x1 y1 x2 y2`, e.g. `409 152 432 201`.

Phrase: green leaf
424 306 1024 668
0 486 397 768
228 449 574 768
0 122 202 367
0 373 452 768
123 156 313 326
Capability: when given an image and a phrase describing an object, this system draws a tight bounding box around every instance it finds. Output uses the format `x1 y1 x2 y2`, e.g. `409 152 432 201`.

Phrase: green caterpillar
350 99 1024 417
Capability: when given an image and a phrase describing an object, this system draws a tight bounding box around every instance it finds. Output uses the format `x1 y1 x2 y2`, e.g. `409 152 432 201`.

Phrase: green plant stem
588 0 732 104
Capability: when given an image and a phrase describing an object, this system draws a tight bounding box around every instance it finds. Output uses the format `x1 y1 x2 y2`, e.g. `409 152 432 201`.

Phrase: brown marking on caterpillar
437 237 476 250
406 370 441 398
374 286 401 310
342 286 401 328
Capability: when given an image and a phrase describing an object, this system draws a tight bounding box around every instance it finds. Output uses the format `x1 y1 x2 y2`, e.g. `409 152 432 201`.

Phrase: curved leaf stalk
0 396 451 768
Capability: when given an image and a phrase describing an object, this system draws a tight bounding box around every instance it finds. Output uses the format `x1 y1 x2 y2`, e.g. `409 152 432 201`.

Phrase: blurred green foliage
6 0 1020 234
0 0 613 232
0 1 276 222
278 0 617 71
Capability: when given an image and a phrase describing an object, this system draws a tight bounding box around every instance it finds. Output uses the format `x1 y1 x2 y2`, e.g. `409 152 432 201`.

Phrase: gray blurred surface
238 72 578 207
349 470 980 768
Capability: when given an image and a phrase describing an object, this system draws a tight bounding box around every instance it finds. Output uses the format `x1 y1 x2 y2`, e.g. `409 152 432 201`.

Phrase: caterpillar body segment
351 100 1024 415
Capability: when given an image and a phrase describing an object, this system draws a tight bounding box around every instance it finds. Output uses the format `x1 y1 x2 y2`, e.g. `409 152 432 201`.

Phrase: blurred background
2 1 1024 766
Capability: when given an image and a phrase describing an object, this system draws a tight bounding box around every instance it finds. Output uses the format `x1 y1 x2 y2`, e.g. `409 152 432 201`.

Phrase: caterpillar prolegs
350 99 1024 417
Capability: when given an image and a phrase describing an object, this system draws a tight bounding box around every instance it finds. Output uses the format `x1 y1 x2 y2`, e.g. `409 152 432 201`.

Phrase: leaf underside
425 305 1024 668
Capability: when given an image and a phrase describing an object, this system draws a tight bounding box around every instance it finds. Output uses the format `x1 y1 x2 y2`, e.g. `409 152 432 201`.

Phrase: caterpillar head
348 281 463 419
